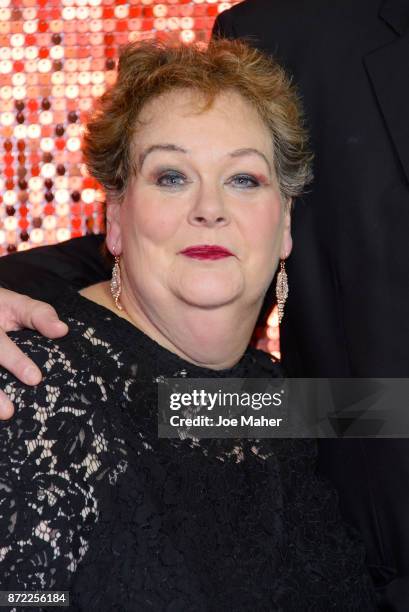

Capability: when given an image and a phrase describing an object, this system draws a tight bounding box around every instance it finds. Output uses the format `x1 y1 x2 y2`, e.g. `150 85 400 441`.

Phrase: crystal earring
276 260 288 324
110 253 123 311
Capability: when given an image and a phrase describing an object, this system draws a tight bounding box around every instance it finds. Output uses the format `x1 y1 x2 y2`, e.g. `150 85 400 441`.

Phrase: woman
0 40 377 610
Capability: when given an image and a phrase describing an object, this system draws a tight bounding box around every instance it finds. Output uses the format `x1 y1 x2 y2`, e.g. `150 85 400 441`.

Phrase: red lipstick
180 245 234 260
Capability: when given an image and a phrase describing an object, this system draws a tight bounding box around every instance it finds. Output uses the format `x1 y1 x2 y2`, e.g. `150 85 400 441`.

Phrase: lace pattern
0 291 378 611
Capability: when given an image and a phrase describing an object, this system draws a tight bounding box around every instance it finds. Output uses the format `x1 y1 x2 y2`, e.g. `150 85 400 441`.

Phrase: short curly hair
83 39 312 204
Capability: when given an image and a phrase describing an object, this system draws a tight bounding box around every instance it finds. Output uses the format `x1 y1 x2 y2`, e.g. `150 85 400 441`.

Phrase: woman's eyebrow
138 144 188 170
229 148 272 172
137 144 272 173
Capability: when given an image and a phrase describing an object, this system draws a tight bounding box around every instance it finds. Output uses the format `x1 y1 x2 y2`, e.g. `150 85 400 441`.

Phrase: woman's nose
188 184 230 227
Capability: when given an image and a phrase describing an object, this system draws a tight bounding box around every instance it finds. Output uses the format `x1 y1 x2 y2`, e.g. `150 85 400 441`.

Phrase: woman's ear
280 203 293 260
105 200 122 256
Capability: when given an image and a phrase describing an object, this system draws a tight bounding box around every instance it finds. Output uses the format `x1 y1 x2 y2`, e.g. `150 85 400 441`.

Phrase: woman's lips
180 245 234 260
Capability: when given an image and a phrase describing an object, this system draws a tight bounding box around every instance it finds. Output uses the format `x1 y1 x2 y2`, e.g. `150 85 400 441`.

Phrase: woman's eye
229 174 260 188
156 172 186 187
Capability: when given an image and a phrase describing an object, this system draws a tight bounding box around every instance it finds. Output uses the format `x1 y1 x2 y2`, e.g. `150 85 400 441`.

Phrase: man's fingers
0 330 42 386
0 294 68 415
0 389 14 420
0 289 68 336
26 301 68 339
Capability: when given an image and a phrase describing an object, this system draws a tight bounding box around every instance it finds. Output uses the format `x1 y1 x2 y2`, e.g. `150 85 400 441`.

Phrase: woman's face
106 89 292 314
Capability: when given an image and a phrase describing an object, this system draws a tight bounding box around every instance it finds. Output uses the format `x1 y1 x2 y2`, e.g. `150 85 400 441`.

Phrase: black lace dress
0 291 377 611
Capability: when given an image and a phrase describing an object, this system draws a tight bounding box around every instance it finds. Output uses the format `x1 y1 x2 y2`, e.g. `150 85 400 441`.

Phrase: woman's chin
179 293 240 308
173 273 244 309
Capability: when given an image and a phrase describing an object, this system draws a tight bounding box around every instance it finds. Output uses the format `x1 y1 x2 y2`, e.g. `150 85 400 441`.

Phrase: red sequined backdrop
0 0 279 357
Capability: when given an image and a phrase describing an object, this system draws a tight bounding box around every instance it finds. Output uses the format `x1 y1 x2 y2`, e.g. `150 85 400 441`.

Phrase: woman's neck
79 281 260 370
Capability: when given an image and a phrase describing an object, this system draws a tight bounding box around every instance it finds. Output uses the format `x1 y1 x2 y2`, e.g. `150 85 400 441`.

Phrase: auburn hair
83 38 312 204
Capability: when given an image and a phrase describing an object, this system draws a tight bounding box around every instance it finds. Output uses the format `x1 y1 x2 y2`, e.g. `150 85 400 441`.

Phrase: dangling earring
276 259 288 324
110 252 123 311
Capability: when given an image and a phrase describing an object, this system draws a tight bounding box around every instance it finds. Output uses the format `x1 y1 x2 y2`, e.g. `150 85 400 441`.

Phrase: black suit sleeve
0 235 110 301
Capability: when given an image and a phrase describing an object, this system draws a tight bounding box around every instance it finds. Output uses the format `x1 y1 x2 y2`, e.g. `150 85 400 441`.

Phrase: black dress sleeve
0 235 109 300
0 330 108 593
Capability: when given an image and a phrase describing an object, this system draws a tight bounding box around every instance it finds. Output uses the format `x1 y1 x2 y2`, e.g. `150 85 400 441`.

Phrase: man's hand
0 288 68 419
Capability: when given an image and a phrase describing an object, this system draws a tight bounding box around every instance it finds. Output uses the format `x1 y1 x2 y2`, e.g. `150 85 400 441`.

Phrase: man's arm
0 234 109 299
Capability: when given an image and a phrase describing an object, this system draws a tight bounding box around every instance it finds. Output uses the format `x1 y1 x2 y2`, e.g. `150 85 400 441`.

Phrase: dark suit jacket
0 0 408 608
214 0 409 378
213 1 409 609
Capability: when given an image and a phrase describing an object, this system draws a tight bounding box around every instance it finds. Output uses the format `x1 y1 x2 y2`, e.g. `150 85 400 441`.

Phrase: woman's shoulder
0 293 131 492
4 289 130 393
2 326 115 420
0 325 129 482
